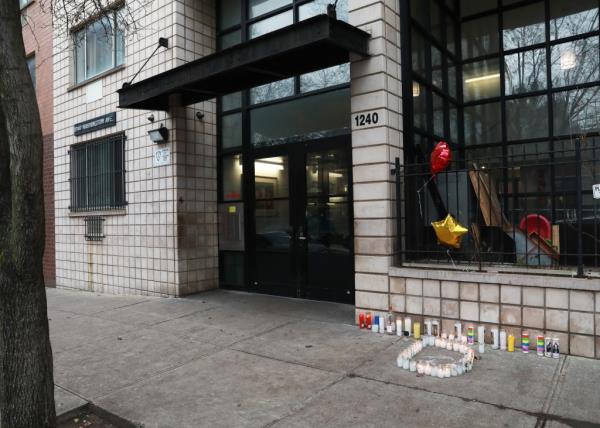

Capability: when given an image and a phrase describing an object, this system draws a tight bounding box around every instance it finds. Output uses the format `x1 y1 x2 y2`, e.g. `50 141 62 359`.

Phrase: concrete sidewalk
48 288 600 428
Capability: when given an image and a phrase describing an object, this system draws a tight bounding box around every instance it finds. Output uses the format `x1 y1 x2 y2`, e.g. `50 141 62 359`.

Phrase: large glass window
73 9 124 84
549 0 599 40
403 0 600 272
216 0 351 288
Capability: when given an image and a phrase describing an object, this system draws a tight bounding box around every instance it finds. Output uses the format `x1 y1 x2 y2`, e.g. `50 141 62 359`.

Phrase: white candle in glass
425 319 432 335
396 319 403 336
446 341 453 351
410 361 417 372
404 317 412 337
425 363 432 376
491 328 499 349
437 367 444 378
403 359 410 370
500 329 507 351
479 342 485 353
478 325 485 344
454 322 462 338
461 335 468 345
417 363 424 374
431 365 438 377
453 341 460 352
444 366 451 378
397 355 403 367
451 365 458 376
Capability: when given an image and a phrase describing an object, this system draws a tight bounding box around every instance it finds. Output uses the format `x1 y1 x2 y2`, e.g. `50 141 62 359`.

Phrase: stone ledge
389 266 600 292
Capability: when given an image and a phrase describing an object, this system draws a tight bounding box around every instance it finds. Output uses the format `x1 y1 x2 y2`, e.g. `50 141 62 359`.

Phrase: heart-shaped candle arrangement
396 333 475 378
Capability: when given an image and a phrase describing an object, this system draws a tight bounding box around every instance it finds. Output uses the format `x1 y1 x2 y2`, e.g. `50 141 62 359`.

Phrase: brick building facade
21 0 55 287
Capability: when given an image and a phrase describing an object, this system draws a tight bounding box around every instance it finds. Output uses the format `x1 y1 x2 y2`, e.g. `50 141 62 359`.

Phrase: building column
349 0 402 315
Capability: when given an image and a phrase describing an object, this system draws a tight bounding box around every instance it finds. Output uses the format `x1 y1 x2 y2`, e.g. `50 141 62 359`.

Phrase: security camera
196 112 204 120
147 114 155 123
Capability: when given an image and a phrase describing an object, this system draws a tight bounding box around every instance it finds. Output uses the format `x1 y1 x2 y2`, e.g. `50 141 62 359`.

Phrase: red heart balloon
430 141 452 176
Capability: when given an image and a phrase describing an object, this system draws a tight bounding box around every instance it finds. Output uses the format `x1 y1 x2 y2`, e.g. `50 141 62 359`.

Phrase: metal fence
393 140 600 276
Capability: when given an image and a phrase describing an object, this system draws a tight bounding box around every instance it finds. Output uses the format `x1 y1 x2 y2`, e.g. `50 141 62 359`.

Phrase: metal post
393 157 403 266
575 138 584 277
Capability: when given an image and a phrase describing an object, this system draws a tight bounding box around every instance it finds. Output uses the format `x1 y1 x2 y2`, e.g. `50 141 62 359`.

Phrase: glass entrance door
251 141 354 303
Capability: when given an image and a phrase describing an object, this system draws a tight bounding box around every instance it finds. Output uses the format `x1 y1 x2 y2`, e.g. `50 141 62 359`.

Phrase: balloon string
416 175 434 218
446 249 457 268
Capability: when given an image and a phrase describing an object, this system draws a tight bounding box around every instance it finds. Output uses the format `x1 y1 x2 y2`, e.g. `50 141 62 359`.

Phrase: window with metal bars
69 133 126 212
84 216 105 241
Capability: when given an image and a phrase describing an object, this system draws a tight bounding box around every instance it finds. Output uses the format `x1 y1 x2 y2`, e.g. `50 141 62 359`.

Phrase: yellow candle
508 334 515 352
414 322 421 339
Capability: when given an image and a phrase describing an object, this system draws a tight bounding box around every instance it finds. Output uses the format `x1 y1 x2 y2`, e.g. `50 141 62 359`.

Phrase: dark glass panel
220 252 244 285
412 83 427 130
219 0 241 29
251 88 350 147
249 10 293 38
220 30 242 49
222 113 242 149
254 156 289 198
464 101 501 145
432 45 443 89
550 0 599 40
463 59 500 102
222 154 243 201
502 3 545 51
249 0 292 19
433 93 445 137
460 0 497 17
299 0 348 22
553 87 600 137
250 78 294 104
221 92 242 111
504 48 547 95
506 96 549 140
551 37 600 88
461 15 499 59
411 30 428 80
300 64 350 93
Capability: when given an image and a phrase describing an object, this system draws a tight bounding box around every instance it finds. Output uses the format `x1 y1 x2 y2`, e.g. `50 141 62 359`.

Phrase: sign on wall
351 109 386 130
74 112 117 136
593 184 600 200
153 148 171 166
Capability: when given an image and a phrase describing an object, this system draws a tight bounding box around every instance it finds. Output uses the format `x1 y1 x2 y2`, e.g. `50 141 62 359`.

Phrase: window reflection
411 31 428 80
249 0 292 19
222 154 243 201
461 15 499 59
502 3 545 50
300 64 350 93
504 48 547 95
550 0 599 40
251 88 350 146
222 113 243 149
464 102 501 145
463 59 500 102
220 30 241 49
220 0 241 29
299 0 348 22
506 96 549 141
250 78 294 104
551 37 600 88
553 87 600 137
249 10 293 39
460 0 497 17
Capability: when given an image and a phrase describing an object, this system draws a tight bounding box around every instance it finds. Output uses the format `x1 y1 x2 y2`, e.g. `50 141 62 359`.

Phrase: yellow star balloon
431 214 469 249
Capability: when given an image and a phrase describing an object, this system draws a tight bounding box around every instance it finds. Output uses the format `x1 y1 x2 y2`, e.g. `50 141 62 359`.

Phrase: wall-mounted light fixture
148 125 169 143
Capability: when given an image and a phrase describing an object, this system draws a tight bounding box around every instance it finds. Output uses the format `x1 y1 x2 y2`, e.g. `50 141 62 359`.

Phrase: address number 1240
354 112 379 127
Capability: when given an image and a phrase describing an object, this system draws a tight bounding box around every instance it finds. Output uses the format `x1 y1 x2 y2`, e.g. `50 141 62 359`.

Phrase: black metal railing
69 133 126 212
393 140 600 276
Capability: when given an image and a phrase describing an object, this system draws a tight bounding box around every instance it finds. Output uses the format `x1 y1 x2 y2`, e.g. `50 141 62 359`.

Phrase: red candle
365 312 372 329
359 312 365 329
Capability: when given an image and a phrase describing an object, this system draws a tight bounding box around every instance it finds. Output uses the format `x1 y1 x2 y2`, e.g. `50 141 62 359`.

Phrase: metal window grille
69 133 126 212
84 216 105 241
393 140 600 276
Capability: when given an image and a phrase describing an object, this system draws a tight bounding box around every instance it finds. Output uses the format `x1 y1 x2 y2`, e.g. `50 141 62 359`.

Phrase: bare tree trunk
0 1 56 427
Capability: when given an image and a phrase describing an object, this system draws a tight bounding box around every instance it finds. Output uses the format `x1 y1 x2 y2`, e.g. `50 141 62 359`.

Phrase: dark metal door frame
247 134 354 303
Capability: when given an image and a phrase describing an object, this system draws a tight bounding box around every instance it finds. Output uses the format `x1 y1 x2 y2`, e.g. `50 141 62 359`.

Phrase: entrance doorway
250 138 354 303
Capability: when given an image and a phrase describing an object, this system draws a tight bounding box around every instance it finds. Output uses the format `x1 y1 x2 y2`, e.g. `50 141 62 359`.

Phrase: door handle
298 235 307 241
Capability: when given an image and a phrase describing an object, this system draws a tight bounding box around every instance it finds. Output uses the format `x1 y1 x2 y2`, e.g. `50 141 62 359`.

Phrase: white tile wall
53 0 217 296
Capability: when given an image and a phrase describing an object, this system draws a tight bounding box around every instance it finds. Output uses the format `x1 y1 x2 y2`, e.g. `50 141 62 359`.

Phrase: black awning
118 15 370 110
